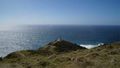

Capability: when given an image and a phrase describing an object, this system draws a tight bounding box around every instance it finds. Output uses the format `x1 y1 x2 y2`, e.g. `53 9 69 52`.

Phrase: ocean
0 25 120 57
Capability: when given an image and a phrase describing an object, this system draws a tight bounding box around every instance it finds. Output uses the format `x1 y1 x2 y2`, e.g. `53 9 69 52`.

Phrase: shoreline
0 42 105 57
0 41 114 57
0 40 120 68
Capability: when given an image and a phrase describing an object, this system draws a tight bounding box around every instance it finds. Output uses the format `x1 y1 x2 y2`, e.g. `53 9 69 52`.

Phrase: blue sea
0 25 120 57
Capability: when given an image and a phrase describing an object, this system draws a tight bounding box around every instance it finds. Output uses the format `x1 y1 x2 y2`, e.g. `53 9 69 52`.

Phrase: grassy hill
0 40 120 68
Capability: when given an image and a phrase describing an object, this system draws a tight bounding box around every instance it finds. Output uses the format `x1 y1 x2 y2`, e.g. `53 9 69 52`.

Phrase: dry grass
0 41 120 68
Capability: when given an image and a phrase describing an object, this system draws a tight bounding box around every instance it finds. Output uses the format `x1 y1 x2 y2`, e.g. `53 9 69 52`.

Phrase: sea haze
0 25 120 57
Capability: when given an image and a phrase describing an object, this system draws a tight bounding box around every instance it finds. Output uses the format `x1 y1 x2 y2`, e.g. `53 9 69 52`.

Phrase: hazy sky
0 0 120 25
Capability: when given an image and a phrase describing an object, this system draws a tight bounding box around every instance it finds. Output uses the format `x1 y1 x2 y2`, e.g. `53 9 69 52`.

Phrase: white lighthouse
57 37 62 42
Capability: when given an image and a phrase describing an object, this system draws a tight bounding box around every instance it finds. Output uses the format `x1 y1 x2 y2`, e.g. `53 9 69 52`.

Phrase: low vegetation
0 40 120 68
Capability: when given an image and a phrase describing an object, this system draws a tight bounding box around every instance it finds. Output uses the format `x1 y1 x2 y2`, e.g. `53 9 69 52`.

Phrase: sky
0 0 120 25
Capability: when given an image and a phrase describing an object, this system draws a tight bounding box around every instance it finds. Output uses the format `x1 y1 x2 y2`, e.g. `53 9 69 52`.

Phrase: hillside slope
0 40 120 68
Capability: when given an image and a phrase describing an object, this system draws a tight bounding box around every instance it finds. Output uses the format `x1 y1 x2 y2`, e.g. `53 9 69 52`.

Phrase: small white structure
57 37 62 42
98 43 104 46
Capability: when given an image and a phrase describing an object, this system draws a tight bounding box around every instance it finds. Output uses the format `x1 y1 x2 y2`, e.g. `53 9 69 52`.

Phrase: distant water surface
0 25 120 57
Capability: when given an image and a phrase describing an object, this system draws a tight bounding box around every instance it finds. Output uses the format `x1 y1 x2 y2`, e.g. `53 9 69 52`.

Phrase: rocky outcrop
1 40 120 68
38 40 86 53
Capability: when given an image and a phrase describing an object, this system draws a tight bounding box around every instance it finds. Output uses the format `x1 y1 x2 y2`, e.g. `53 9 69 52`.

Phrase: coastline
0 40 120 68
